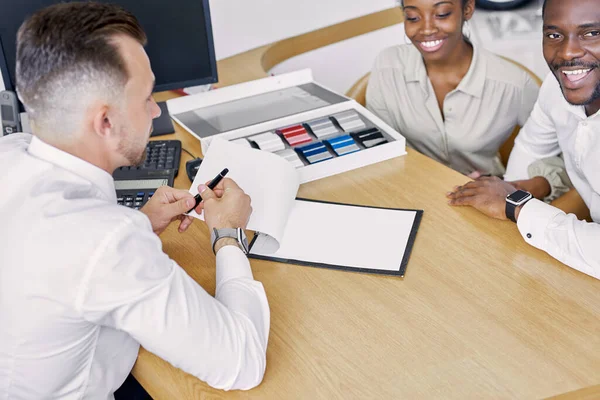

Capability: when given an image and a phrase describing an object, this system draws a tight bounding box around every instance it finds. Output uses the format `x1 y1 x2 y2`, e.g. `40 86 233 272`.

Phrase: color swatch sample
325 135 361 156
231 138 252 148
305 118 339 139
277 125 313 146
296 142 333 164
276 148 304 168
352 128 388 148
249 131 285 152
332 110 366 132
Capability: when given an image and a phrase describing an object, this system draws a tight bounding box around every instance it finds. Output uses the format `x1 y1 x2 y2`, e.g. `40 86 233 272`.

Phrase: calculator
113 140 181 209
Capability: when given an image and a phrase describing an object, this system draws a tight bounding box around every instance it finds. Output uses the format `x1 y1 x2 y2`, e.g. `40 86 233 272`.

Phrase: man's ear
91 104 114 139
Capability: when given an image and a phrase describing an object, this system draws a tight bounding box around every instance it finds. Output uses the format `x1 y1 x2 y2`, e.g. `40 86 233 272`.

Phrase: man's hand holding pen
198 178 252 232
141 165 252 238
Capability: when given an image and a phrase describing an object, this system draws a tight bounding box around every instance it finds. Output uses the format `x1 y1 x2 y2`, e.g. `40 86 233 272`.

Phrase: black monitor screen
0 0 217 93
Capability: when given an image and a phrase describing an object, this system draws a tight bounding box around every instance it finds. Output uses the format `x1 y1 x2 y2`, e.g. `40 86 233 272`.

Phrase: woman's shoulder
373 44 421 71
478 47 539 88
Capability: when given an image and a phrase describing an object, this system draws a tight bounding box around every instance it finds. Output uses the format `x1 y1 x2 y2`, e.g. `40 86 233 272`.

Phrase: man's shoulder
74 203 152 237
0 132 33 161
0 132 33 148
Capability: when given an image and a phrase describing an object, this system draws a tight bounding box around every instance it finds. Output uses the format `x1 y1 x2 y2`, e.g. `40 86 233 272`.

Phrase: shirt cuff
516 199 563 249
216 245 253 286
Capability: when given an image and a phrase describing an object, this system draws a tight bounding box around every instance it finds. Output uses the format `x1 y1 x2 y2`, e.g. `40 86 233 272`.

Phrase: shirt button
581 122 588 127
527 233 532 239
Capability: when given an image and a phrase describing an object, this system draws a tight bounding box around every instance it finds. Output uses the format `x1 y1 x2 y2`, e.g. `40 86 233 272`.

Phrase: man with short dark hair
0 3 269 398
447 0 600 278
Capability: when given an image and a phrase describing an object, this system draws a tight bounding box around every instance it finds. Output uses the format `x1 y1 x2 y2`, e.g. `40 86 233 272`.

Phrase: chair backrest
345 72 371 107
345 56 543 168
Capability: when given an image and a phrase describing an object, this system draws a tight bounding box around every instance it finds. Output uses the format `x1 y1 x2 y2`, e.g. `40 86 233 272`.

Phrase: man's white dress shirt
505 73 600 279
0 134 270 399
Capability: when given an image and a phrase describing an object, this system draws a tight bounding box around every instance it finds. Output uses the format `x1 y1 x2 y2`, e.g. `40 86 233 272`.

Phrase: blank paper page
250 199 420 274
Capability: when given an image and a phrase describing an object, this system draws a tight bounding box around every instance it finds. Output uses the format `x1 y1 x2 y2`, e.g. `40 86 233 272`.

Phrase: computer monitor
0 0 218 135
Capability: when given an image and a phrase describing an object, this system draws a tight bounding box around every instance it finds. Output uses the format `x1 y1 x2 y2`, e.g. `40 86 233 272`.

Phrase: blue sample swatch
324 135 361 156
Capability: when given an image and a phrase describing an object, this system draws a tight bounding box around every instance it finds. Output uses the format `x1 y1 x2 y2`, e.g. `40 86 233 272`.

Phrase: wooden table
132 9 600 399
134 103 600 398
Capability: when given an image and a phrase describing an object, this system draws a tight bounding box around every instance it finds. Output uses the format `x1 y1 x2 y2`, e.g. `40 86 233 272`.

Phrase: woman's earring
463 20 472 40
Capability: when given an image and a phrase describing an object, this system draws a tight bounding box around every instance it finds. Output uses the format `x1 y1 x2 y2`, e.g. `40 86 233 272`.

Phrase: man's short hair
16 2 147 137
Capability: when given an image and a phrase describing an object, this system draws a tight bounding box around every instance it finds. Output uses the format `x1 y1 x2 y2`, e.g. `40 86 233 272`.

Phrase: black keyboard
112 140 182 209
113 140 182 178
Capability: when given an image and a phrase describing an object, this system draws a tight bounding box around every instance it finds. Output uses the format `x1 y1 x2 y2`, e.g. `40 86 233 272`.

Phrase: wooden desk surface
133 94 600 400
132 8 600 399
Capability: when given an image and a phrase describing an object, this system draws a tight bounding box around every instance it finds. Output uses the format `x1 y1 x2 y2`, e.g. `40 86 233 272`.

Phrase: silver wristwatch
210 227 249 254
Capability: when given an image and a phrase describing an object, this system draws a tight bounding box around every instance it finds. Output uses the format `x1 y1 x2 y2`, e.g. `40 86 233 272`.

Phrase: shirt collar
406 42 485 99
566 104 589 119
455 44 485 98
27 135 117 203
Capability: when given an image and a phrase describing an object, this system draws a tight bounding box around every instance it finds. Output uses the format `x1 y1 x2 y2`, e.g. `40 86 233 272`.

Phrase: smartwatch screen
508 190 531 203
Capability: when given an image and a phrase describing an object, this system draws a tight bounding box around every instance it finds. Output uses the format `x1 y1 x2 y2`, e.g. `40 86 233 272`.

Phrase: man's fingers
460 180 487 190
169 188 195 202
222 178 242 192
172 196 196 216
448 195 477 206
447 188 479 199
448 182 480 196
198 184 217 201
178 216 194 232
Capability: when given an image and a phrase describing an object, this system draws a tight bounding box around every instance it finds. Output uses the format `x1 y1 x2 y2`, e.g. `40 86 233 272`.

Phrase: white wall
270 4 548 96
271 25 405 95
209 0 398 60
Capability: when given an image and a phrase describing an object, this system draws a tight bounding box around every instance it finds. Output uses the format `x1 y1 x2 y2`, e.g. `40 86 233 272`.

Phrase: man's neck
585 99 600 117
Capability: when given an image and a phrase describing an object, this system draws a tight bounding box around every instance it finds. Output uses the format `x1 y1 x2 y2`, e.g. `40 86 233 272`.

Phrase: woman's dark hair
400 0 468 8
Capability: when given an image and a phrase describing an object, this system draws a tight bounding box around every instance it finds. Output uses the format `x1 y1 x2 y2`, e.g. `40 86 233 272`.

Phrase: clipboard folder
248 198 423 278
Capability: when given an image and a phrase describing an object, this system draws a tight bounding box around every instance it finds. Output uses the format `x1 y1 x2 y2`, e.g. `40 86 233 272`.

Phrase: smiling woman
366 0 540 178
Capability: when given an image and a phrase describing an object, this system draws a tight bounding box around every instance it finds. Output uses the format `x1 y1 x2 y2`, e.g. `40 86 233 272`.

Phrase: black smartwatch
505 190 533 223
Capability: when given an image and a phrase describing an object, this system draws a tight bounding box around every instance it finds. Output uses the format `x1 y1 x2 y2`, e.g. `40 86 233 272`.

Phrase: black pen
187 168 229 213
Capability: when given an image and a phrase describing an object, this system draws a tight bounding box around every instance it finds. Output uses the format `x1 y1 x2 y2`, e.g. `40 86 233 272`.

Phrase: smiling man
447 0 600 278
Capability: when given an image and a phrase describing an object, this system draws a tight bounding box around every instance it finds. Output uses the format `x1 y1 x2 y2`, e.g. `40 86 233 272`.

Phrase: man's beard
550 60 600 106
118 128 148 167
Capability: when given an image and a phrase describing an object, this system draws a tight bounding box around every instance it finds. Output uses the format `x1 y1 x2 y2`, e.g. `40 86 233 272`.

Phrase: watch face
507 190 531 203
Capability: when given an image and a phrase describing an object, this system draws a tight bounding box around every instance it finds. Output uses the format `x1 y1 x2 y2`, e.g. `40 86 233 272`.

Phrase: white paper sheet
250 199 419 274
189 138 299 253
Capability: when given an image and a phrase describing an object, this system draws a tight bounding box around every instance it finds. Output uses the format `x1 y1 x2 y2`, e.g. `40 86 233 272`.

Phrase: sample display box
167 69 406 183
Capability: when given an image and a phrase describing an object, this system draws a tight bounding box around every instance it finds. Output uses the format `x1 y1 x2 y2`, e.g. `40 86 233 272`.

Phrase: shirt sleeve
504 74 562 181
75 214 270 391
527 154 573 203
517 199 600 279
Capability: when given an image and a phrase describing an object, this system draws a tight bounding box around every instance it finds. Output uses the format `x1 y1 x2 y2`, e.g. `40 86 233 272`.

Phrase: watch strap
505 191 533 223
505 201 518 223
211 227 248 254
